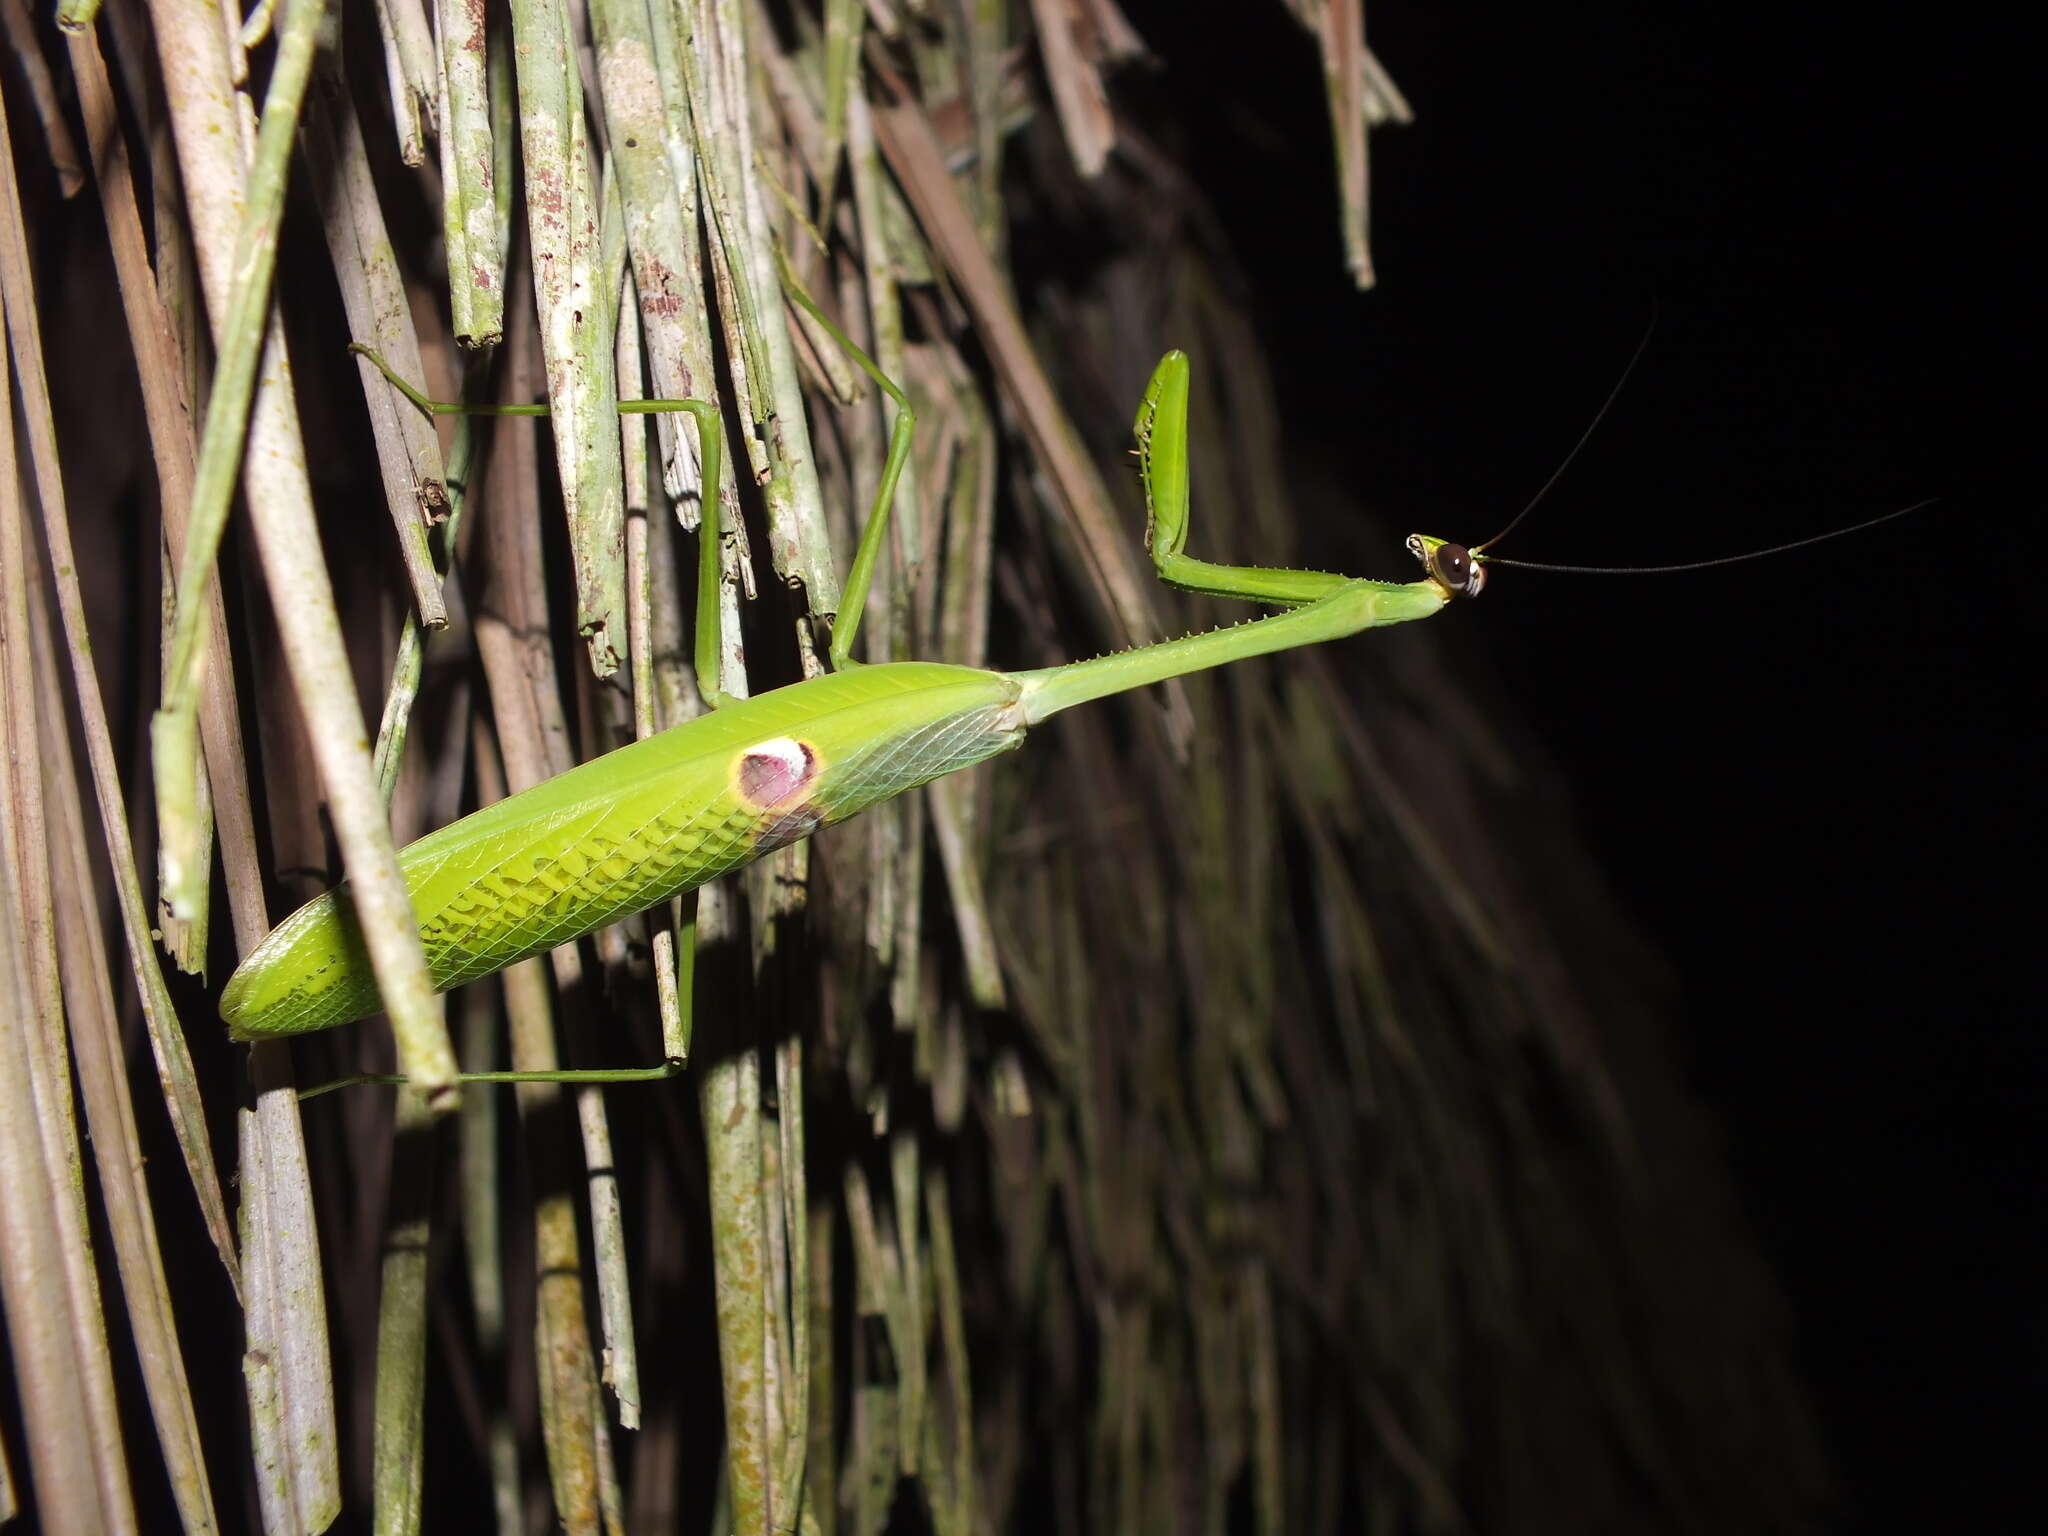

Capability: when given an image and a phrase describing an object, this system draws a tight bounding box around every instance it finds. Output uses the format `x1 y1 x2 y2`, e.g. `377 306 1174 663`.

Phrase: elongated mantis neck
1015 578 1448 724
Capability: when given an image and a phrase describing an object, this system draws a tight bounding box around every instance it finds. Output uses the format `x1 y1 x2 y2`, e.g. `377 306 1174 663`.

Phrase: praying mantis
219 305 1919 1044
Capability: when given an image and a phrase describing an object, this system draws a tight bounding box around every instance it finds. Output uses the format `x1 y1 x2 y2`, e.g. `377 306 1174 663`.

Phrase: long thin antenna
1477 499 1936 574
1476 303 1660 553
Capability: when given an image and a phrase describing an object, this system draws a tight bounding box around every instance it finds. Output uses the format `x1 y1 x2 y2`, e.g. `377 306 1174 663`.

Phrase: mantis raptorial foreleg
1133 352 1357 609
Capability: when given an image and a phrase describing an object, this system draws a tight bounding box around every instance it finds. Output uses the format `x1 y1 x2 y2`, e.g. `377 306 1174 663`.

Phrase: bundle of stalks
0 2 1820 1532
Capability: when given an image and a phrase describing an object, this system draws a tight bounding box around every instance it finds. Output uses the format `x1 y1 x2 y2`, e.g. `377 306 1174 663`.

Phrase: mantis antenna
1476 303 1661 556
1472 499 1937 577
1404 307 1935 598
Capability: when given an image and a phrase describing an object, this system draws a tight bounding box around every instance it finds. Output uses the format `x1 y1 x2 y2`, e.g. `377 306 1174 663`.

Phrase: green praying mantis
220 300 1921 1047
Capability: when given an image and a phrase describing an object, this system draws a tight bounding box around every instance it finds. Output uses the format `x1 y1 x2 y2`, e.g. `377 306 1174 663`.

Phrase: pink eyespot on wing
736 737 818 807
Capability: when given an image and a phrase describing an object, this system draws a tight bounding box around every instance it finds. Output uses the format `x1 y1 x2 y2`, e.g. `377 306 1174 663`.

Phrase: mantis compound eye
1408 535 1486 598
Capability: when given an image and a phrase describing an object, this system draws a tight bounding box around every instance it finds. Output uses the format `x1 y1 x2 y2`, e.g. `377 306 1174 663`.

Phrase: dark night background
1126 2 2035 1530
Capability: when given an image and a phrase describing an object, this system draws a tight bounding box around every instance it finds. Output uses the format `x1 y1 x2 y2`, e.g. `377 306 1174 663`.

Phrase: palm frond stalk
0 2 1822 1531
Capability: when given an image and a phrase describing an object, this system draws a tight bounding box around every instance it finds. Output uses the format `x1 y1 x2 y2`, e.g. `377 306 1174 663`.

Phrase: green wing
222 663 1026 1037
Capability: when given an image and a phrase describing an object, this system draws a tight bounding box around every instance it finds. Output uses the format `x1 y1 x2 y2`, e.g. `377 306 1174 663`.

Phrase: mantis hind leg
1136 351 1356 607
773 247 916 672
298 1059 686 1102
349 344 734 708
358 260 918 679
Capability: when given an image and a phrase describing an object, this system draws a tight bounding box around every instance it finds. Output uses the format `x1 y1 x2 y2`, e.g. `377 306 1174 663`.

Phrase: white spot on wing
736 736 815 806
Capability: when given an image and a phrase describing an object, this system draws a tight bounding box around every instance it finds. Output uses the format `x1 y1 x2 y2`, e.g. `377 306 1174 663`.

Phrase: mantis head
1407 534 1487 599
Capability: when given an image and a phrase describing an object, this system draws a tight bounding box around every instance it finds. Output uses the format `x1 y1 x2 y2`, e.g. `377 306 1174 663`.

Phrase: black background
1125 2 2036 1528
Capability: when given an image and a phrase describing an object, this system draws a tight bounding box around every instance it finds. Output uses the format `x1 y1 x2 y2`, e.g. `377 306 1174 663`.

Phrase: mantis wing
223 663 1026 1036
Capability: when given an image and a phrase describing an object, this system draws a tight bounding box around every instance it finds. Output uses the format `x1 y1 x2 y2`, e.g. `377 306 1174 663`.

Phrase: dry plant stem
14 744 132 1536
748 18 842 244
925 1165 975 1533
0 300 131 1536
456 979 525 1530
371 1087 434 1533
0 0 84 193
148 0 453 1093
0 300 59 1064
0 62 237 1284
703 1043 773 1536
371 0 437 164
1315 0 1373 287
0 882 114 1534
627 64 745 591
842 1160 902 1523
629 0 722 515
1026 0 1117 175
627 1175 686 1534
680 0 772 433
97 7 213 504
303 57 450 622
235 1047 339 1535
759 1117 791 1516
591 0 704 497
577 1071 640 1427
509 970 615 1531
1295 0 1411 290
685 0 839 613
1242 1258 1283 1532
773 1034 813 1521
649 26 760 603
509 0 629 677
32 567 222 1535
486 22 519 274
963 0 1005 245
155 538 212 971
437 0 503 343
804 1201 837 1535
231 0 278 53
890 1128 927 1476
819 0 862 192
